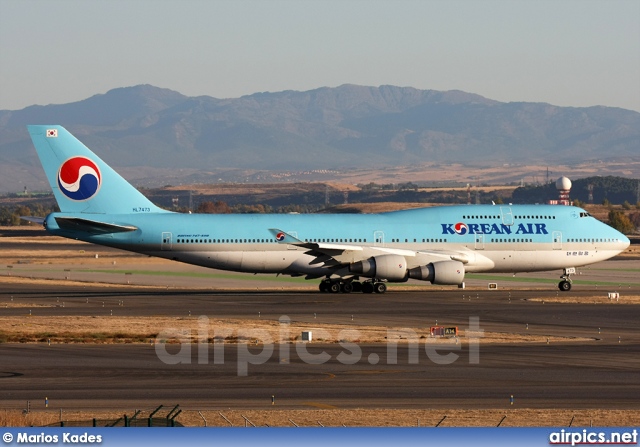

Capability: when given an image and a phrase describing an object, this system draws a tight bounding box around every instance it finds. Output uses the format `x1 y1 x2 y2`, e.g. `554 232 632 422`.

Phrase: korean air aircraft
27 125 629 293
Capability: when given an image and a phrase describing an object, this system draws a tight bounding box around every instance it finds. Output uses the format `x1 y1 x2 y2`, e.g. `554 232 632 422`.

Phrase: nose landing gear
558 267 576 292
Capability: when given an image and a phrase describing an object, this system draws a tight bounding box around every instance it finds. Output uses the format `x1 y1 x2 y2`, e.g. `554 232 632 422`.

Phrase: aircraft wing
268 228 362 251
415 248 471 264
268 228 364 266
268 228 470 267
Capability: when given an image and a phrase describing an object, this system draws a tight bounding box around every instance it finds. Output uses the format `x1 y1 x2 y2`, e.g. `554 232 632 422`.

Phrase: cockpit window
579 212 591 218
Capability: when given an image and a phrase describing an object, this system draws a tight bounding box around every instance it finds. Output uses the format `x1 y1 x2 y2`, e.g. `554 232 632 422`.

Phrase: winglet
268 228 303 244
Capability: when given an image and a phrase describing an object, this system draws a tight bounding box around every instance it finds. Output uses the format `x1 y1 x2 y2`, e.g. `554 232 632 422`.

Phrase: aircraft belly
486 247 606 273
490 250 534 272
487 249 556 273
239 251 276 272
204 251 278 272
208 252 244 269
172 251 244 270
461 251 495 273
145 248 325 275
244 251 328 275
214 250 313 274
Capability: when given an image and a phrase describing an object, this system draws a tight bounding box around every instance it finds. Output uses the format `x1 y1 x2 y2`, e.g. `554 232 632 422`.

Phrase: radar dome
556 176 572 190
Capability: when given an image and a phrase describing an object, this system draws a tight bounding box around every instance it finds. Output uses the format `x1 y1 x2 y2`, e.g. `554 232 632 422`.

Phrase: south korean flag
46 129 58 138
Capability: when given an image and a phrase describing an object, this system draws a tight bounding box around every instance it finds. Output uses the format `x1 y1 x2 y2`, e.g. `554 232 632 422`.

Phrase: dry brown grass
187 408 640 427
0 248 162 266
327 161 640 185
528 295 640 304
325 202 436 213
0 276 169 290
0 410 125 427
2 408 638 427
1 410 59 427
0 315 592 345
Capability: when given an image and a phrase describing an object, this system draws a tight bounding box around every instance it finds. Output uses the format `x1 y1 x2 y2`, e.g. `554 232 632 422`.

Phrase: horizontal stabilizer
55 217 138 235
20 216 45 225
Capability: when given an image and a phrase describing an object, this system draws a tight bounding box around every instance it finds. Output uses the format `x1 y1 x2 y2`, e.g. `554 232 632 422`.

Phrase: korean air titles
442 222 549 235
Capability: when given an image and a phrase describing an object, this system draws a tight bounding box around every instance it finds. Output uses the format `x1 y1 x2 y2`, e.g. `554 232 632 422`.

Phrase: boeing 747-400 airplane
26 125 630 293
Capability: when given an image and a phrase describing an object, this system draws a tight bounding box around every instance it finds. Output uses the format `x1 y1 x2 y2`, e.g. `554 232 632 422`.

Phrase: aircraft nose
611 228 631 254
619 233 631 251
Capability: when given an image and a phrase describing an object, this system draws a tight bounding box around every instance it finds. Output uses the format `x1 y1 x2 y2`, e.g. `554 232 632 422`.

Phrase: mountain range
0 84 639 192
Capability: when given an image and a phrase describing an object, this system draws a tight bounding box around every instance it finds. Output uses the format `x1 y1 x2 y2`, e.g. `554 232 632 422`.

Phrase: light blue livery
27 125 630 293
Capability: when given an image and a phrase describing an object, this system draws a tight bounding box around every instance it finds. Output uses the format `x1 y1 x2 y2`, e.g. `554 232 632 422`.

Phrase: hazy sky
1 0 639 111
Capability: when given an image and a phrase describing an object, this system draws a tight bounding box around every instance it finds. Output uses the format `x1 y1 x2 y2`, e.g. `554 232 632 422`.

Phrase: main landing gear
558 267 576 292
319 278 387 294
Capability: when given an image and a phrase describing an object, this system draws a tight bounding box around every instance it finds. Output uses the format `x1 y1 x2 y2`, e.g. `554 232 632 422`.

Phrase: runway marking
341 370 407 375
302 402 339 409
78 269 311 283
467 274 640 287
591 268 640 272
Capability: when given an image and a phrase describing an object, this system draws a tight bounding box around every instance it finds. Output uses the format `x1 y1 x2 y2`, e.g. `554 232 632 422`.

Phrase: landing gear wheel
362 282 374 294
341 282 354 294
329 282 340 293
558 280 572 292
558 267 575 292
374 282 387 294
351 281 362 293
319 279 331 293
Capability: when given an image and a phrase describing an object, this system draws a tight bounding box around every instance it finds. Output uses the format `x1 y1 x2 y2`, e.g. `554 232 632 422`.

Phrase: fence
43 405 183 427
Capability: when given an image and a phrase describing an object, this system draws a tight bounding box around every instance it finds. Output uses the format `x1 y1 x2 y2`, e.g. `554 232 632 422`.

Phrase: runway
1 283 640 411
3 282 640 335
1 342 639 410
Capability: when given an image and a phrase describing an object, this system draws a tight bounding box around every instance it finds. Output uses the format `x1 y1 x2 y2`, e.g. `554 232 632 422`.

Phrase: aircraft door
552 231 562 250
161 232 172 250
374 230 384 246
474 233 485 250
501 207 514 226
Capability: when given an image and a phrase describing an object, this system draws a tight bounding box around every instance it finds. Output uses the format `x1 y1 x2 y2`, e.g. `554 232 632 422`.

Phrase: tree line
0 204 58 226
2 196 638 235
513 176 640 204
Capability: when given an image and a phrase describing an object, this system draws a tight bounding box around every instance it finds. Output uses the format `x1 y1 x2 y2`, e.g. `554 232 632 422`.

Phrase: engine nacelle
408 260 465 285
349 254 408 282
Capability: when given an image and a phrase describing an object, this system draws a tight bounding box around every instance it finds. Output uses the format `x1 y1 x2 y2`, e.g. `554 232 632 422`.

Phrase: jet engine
408 260 465 285
349 254 408 282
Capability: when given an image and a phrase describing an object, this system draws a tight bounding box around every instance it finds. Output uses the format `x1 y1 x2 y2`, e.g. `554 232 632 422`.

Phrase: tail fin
27 125 167 214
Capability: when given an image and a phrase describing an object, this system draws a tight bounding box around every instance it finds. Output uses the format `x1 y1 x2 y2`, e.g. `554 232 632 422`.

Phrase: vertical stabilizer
28 125 167 214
